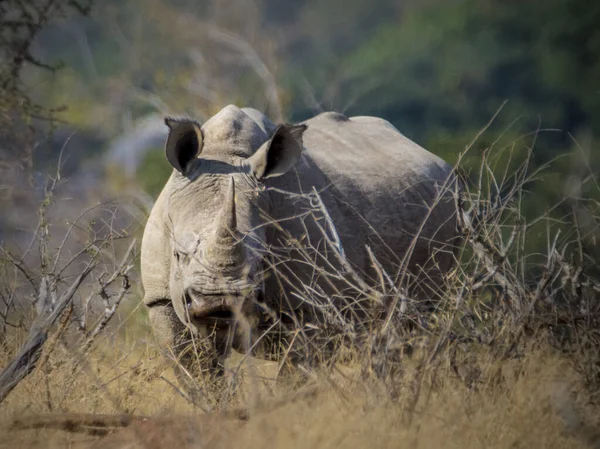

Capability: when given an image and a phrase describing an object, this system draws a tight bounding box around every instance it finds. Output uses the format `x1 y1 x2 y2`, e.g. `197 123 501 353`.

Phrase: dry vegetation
0 129 599 448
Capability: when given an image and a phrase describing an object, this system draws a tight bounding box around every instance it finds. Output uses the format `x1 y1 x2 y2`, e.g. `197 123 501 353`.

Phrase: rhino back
273 111 459 287
300 112 452 196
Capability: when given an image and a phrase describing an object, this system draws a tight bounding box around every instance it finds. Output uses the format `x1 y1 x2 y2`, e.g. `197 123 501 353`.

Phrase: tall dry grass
1 340 598 448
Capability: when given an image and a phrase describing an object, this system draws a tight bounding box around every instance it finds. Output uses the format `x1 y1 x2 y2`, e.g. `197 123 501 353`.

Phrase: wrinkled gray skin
141 105 460 377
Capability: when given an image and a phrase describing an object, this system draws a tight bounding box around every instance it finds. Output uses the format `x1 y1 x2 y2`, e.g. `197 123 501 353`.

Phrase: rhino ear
249 124 307 181
164 117 203 174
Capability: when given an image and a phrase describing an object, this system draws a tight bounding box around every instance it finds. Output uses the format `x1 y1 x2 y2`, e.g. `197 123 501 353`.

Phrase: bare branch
0 263 94 403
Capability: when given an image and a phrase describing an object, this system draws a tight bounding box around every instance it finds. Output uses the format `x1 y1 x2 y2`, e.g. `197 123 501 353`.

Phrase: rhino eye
174 249 190 264
174 250 186 262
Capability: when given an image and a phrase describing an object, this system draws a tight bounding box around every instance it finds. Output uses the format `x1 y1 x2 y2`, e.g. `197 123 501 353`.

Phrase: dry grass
0 332 599 448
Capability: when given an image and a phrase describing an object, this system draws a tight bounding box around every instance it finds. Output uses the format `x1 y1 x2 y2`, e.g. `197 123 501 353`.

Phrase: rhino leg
147 301 227 398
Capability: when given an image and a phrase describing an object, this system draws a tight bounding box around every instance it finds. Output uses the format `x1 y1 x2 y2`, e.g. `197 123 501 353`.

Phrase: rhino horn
206 178 246 269
217 177 239 242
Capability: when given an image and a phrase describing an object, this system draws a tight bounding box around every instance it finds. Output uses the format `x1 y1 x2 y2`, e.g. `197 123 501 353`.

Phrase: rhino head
161 112 306 353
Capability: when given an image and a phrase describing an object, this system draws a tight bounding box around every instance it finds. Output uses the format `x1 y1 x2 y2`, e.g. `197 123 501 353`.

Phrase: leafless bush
0 171 138 404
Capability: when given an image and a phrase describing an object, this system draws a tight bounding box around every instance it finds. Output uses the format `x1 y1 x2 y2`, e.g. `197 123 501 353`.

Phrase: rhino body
141 105 459 373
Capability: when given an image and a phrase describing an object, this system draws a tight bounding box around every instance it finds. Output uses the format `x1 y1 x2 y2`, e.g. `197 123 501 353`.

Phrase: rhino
141 105 460 377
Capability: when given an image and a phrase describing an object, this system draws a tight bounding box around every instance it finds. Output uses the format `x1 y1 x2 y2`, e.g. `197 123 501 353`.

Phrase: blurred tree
0 0 94 172
285 0 599 165
0 0 95 241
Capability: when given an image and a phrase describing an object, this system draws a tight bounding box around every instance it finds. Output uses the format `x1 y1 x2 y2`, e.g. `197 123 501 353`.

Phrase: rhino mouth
184 286 263 330
190 303 236 324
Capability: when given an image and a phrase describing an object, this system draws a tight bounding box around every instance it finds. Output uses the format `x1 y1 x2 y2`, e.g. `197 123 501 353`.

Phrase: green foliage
136 147 172 197
285 0 598 165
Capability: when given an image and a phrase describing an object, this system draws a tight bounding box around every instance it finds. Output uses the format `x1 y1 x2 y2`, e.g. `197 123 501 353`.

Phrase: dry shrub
211 352 596 449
